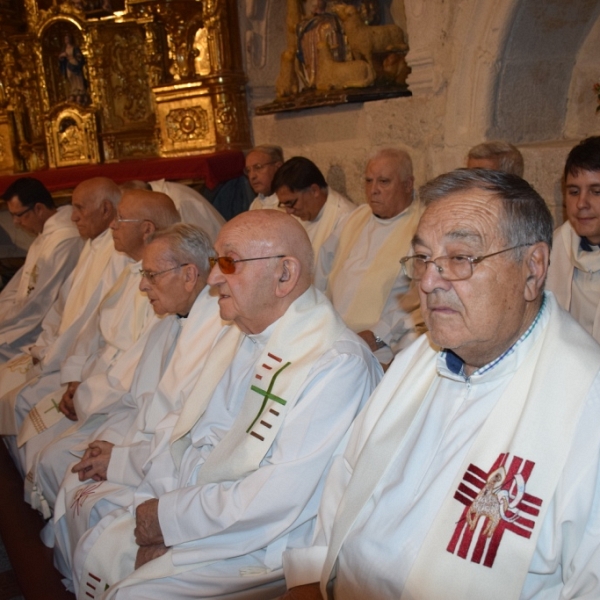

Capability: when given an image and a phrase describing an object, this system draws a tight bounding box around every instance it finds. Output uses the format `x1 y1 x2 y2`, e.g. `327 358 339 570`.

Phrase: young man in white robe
315 148 423 365
47 223 224 583
282 169 600 600
273 156 355 261
0 178 82 363
0 178 126 467
547 136 600 342
73 210 382 600
245 145 284 211
14 190 180 507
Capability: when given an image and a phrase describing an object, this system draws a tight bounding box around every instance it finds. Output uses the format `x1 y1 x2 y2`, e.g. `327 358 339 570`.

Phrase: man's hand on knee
134 542 168 570
71 440 114 481
134 498 164 546
58 381 80 421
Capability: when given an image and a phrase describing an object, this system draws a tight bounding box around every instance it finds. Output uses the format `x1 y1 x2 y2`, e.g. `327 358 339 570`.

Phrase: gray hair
368 148 413 181
419 168 553 259
148 223 213 277
468 141 524 177
248 145 284 164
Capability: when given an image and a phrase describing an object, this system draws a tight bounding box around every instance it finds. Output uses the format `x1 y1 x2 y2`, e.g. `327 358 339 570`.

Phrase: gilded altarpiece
0 0 250 174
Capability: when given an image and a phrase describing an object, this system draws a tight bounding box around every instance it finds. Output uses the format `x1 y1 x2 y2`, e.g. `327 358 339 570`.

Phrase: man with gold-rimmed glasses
246 145 285 211
283 169 600 600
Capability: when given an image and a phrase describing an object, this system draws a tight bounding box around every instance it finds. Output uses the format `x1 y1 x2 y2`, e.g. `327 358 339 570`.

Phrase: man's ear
141 220 156 243
275 256 302 298
523 242 550 302
182 263 200 291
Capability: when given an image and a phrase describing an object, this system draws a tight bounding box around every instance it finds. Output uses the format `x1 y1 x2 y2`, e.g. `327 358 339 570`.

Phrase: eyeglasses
10 205 33 219
277 197 298 210
209 255 285 274
244 161 277 176
139 263 189 284
399 244 532 281
113 216 146 228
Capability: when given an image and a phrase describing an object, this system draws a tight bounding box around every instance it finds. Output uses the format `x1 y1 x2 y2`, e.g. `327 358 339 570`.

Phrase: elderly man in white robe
121 179 224 244
0 177 126 467
283 169 600 600
315 148 423 365
47 223 224 583
246 145 284 210
73 210 382 600
0 177 82 363
547 136 600 342
273 157 355 260
17 190 180 511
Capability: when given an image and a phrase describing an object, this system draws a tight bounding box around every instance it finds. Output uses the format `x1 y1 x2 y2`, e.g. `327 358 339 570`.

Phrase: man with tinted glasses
0 177 82 363
74 209 381 600
48 224 224 585
246 144 284 210
547 136 600 342
13 189 179 511
283 169 600 600
273 156 355 260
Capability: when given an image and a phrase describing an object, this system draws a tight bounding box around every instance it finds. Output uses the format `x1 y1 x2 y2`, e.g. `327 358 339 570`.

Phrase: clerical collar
443 293 547 377
580 236 599 252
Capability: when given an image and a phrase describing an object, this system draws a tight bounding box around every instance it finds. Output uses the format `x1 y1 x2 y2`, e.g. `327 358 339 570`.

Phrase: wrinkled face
71 189 107 240
110 197 146 258
207 223 280 334
245 151 281 196
565 169 600 245
365 156 413 219
139 239 194 316
6 196 44 235
276 184 326 222
467 157 499 171
414 190 531 369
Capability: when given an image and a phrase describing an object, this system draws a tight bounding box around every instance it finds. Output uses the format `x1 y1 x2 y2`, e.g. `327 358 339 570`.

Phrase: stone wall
239 0 600 225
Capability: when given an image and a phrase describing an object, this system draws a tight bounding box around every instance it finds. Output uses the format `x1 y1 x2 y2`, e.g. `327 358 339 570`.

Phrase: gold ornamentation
166 107 209 142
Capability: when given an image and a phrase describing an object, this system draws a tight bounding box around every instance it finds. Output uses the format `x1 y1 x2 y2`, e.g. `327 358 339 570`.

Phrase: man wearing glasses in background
283 169 600 600
74 209 381 600
245 144 285 211
0 177 81 364
273 156 355 261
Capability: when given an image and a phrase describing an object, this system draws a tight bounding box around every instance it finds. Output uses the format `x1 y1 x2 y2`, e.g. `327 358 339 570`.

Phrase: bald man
74 210 382 600
15 190 179 512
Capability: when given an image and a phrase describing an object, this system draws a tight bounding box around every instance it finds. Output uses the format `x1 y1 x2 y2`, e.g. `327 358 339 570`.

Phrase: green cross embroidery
44 398 60 414
247 361 291 433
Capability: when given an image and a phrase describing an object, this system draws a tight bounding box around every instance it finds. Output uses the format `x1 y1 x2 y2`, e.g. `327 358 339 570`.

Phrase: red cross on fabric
447 453 542 568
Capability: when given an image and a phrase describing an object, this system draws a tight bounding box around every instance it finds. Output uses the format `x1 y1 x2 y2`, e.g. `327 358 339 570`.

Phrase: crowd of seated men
0 136 599 600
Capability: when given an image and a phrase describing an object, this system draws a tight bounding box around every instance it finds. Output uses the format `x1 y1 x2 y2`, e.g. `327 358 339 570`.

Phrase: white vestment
0 206 82 362
51 290 224 577
547 220 600 342
149 180 224 243
301 189 355 261
283 293 600 600
19 260 158 503
315 202 423 362
249 193 280 211
75 288 382 600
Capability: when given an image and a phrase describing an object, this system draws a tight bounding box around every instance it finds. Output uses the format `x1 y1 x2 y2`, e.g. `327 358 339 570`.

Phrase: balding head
71 177 121 239
111 189 180 261
207 210 313 334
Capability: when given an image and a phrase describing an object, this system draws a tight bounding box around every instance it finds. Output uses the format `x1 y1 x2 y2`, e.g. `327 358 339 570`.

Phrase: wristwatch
374 335 387 350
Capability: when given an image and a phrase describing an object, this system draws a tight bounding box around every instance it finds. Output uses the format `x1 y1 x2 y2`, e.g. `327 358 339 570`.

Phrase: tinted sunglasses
209 255 285 274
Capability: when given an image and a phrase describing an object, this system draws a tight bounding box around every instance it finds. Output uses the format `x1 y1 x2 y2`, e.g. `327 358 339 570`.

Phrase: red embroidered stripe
466 463 488 480
255 374 263 380
453 491 474 506
250 432 264 441
517 502 540 517
86 582 96 590
260 420 272 428
269 408 279 416
267 353 282 362
457 482 477 499
86 593 94 598
522 492 543 506
463 472 485 489
262 364 272 370
89 573 101 582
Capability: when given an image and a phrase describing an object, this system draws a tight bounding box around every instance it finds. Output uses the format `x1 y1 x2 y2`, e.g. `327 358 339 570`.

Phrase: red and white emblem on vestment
447 453 542 567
